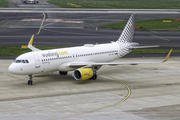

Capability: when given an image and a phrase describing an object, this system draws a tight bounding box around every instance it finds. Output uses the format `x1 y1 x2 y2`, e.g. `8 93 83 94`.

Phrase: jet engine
73 68 96 81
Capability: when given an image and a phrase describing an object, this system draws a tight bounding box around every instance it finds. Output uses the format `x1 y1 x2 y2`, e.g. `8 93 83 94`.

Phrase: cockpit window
15 60 21 63
25 60 29 63
14 59 29 63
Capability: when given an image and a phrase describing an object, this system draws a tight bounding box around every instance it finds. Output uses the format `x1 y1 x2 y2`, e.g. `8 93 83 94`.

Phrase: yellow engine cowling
73 68 94 81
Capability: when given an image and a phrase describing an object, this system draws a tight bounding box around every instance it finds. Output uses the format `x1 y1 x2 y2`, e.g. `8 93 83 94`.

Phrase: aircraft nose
8 64 16 74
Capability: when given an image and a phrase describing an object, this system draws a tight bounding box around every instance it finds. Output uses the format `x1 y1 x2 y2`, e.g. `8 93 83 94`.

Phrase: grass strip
0 0 9 8
0 46 60 56
0 46 179 56
47 0 180 9
100 19 180 31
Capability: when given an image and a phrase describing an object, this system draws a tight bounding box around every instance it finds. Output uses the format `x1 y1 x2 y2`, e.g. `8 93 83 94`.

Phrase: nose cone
8 63 16 74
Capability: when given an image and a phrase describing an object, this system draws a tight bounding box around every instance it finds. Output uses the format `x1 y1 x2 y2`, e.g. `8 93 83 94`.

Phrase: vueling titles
42 51 68 58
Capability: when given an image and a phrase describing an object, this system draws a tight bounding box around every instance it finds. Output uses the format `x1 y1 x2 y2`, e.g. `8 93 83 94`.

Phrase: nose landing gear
28 75 33 85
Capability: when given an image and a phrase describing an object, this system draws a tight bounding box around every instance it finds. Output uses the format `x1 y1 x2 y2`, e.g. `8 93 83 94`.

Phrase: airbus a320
8 14 172 85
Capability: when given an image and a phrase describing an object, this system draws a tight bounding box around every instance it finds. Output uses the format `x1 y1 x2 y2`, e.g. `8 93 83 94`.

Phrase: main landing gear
91 74 97 80
28 75 33 85
59 71 68 75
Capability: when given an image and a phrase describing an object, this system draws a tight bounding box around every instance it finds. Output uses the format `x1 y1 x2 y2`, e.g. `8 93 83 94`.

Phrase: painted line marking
22 19 84 23
51 75 131 120
0 74 27 87
36 12 45 35
151 34 170 41
0 78 24 87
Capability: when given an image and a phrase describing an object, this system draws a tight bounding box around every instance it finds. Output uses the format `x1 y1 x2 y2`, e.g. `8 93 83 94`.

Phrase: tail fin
116 14 136 43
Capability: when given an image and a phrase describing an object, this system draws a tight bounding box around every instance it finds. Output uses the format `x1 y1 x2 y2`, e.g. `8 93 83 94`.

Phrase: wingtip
163 49 173 62
29 35 34 46
27 35 41 51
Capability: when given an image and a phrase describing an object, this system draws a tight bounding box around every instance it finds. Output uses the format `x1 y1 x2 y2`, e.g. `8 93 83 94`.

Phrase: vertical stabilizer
117 14 136 43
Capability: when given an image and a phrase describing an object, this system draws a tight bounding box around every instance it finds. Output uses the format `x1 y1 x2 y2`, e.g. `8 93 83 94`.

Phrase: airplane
8 14 172 85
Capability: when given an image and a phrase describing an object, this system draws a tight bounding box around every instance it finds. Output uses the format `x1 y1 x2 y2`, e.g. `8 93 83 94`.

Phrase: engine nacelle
73 68 94 81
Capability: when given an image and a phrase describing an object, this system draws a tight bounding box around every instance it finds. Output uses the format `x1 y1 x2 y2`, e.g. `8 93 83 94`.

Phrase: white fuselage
8 42 131 75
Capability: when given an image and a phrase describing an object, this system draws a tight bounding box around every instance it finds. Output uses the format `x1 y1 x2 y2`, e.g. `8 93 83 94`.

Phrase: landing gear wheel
92 74 97 80
63 71 68 75
28 75 33 85
59 71 68 75
28 80 33 85
28 80 30 85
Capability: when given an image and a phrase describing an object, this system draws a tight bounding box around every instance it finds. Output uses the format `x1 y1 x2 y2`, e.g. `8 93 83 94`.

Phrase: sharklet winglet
162 49 173 63
28 35 41 52
29 35 34 46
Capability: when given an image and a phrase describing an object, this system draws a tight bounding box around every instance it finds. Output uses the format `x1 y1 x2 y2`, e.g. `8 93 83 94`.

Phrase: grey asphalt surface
0 0 179 51
0 18 180 47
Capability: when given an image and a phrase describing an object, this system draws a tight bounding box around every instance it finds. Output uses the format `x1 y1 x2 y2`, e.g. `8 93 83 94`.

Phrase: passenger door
33 54 41 68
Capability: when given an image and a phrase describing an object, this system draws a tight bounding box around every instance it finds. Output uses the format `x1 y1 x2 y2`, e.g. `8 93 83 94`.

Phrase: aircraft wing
28 35 41 51
69 49 172 67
